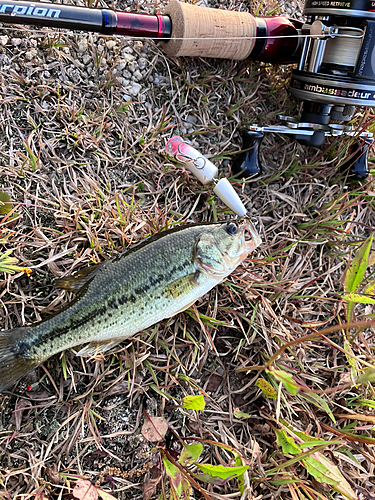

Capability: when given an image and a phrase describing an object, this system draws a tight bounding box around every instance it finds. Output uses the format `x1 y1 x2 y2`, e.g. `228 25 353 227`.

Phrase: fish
0 219 261 393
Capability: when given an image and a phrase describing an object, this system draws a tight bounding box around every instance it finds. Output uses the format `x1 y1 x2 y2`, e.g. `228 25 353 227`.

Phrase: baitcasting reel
0 0 373 178
233 0 375 180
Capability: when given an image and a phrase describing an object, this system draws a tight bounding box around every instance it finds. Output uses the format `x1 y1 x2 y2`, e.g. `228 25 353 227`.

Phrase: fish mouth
241 219 262 252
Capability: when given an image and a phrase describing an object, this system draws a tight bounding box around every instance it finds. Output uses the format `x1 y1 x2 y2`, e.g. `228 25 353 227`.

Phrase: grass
0 0 375 498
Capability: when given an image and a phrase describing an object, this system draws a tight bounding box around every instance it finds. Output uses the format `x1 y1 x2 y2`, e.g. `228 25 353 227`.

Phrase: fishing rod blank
0 0 302 62
0 0 171 38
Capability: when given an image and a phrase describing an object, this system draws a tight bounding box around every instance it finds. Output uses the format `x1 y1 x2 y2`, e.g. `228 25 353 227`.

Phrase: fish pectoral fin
76 340 121 357
163 272 201 317
55 262 106 293
164 272 200 299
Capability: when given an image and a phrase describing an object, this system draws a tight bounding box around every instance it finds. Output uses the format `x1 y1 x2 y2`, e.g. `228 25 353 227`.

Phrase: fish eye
225 223 238 235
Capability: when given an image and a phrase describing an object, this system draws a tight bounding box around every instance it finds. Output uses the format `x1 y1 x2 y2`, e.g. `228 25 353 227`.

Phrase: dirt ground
0 0 375 499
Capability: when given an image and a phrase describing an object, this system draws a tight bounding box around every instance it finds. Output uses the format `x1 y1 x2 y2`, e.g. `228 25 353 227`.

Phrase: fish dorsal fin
76 340 121 357
55 262 106 293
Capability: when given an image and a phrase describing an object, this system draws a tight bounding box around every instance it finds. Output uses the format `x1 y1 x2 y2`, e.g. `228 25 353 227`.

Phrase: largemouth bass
0 219 260 392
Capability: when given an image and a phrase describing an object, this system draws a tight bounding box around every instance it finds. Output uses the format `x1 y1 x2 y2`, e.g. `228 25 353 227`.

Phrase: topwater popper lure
166 136 248 217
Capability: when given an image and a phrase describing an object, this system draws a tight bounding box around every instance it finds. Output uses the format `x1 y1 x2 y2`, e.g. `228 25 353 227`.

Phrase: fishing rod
0 0 373 179
0 0 302 62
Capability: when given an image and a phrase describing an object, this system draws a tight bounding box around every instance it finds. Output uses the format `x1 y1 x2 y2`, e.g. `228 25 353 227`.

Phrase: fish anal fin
55 262 106 293
76 340 121 357
164 272 200 300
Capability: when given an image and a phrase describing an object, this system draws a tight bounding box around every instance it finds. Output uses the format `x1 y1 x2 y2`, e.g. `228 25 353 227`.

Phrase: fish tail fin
0 328 39 393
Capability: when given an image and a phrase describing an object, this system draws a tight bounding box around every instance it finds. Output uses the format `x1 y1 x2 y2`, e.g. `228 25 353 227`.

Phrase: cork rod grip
162 0 256 61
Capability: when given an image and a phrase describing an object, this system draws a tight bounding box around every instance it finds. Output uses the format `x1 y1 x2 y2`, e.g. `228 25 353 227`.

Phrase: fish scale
0 220 261 392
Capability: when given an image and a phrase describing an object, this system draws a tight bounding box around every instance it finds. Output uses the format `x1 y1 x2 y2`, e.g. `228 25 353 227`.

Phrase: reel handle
231 130 264 177
340 136 374 180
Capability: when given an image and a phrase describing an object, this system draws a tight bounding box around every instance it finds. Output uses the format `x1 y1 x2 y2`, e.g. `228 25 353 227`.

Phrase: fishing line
0 25 364 41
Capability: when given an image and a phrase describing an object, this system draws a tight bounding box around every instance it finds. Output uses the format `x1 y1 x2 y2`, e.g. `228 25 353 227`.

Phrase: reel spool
290 1 375 138
233 0 375 179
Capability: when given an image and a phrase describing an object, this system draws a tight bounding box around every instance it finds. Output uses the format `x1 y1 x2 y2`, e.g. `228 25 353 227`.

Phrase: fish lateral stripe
0 3 61 17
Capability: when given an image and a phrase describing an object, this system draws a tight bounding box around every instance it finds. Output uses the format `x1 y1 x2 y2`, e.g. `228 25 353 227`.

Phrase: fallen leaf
343 293 375 305
0 191 11 215
73 480 98 500
192 473 233 486
205 374 223 392
142 415 168 442
97 489 117 500
143 466 163 500
255 378 278 399
233 408 252 419
179 443 203 466
194 463 249 480
275 429 301 455
182 394 205 411
45 464 60 485
162 455 191 500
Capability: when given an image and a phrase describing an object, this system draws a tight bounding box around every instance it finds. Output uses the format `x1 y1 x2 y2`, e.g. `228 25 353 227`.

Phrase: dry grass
1 0 375 499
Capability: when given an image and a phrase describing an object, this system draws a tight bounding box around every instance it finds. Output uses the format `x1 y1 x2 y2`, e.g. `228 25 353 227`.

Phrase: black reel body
233 0 375 179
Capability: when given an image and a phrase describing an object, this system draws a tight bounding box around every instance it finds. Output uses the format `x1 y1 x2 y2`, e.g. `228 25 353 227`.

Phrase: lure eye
226 223 238 235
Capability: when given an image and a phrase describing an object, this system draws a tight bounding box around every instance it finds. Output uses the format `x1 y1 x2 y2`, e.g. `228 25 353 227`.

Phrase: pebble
116 61 127 72
123 53 136 63
0 36 8 46
25 49 38 61
132 69 143 81
11 38 22 46
185 115 197 124
129 82 141 95
78 40 88 53
117 77 130 86
138 57 148 70
122 47 134 55
105 40 117 50
82 54 91 65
